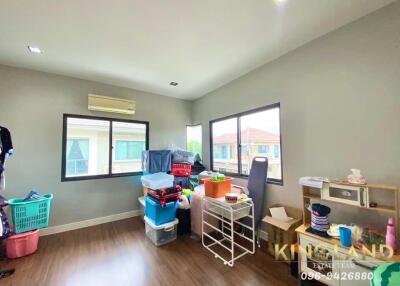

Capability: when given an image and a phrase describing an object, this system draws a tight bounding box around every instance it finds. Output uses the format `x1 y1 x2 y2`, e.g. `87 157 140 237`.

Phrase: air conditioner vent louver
88 94 136 115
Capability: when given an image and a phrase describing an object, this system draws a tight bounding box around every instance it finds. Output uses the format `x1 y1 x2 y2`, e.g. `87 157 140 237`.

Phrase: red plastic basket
172 163 192 177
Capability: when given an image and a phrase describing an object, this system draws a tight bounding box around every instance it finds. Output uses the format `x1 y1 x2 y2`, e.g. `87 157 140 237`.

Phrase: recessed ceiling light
170 82 178 86
274 0 287 4
27 46 42 54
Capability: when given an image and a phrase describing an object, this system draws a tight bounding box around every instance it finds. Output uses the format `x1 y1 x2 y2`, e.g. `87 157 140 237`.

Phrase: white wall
0 65 191 226
192 1 400 229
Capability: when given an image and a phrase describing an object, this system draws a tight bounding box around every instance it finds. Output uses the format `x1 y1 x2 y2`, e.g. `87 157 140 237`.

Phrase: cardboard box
262 204 302 262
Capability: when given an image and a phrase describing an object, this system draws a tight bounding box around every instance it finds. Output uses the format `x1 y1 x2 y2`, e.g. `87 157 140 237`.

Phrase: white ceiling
0 0 394 100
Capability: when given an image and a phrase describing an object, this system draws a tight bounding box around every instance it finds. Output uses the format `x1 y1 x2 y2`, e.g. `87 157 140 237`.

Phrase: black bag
176 208 191 235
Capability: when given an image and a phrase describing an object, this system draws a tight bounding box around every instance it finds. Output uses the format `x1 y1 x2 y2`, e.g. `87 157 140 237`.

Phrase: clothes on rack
142 150 172 173
0 128 14 280
0 126 13 192
0 206 11 239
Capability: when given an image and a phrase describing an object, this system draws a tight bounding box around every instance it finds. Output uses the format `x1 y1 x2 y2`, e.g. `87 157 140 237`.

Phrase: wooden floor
1 217 298 286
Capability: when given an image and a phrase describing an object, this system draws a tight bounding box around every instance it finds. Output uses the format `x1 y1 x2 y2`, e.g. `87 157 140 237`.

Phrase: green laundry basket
8 194 53 234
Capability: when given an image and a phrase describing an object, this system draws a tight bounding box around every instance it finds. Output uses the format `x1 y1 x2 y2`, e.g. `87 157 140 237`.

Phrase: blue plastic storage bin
145 196 177 226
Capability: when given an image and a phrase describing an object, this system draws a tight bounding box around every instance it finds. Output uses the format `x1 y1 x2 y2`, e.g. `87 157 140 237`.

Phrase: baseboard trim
40 209 143 236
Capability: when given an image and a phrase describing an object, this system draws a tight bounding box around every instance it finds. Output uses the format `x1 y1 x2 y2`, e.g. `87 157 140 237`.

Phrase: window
210 103 282 184
115 141 145 160
66 139 89 175
258 145 269 154
62 114 149 181
112 121 147 174
214 144 231 159
211 117 238 174
186 125 202 156
274 144 280 159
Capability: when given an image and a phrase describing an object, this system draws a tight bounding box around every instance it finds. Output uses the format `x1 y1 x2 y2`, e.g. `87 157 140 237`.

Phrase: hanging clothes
0 126 13 164
0 126 13 191
0 197 11 239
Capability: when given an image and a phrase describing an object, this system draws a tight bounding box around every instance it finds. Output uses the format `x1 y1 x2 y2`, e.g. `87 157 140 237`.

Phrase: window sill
61 171 143 182
212 171 283 186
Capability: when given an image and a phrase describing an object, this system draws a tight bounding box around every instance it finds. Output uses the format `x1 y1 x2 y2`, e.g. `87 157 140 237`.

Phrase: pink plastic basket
6 229 39 259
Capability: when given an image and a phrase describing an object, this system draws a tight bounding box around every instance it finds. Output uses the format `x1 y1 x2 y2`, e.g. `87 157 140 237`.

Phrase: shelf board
303 194 320 200
331 180 399 191
303 193 396 214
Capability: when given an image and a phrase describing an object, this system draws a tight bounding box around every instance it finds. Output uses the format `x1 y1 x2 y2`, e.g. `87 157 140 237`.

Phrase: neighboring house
213 127 281 179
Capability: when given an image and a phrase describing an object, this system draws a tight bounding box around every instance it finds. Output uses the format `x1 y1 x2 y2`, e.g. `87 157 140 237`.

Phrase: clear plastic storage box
141 172 174 190
144 216 179 247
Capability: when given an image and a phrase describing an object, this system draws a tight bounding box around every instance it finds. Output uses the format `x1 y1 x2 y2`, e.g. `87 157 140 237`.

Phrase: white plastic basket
206 201 251 221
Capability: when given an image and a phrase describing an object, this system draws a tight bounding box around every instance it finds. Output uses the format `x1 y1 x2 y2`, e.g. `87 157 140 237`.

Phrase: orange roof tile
213 128 279 144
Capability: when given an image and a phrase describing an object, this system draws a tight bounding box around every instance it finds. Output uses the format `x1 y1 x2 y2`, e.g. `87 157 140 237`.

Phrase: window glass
66 139 89 175
240 107 281 180
211 118 238 174
258 145 269 154
115 141 145 160
112 121 147 174
66 117 110 177
63 115 149 181
210 104 282 183
274 144 280 159
187 125 202 156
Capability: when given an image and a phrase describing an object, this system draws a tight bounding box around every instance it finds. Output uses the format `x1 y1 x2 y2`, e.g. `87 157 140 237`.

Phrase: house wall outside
67 128 145 176
191 1 400 230
213 142 282 179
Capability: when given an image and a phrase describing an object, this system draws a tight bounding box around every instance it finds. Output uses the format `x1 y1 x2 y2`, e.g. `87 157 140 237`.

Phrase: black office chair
234 157 268 246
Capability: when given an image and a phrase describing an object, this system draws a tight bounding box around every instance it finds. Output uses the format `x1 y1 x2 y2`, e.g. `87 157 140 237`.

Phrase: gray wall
192 1 400 228
0 65 191 226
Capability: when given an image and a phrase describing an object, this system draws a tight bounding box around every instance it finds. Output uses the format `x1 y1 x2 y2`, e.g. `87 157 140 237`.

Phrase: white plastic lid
144 216 179 230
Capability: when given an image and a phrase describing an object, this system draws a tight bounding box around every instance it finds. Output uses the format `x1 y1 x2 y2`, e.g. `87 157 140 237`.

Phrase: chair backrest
247 157 268 229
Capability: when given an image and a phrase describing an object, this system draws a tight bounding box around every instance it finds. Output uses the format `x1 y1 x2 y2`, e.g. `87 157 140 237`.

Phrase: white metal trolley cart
201 197 255 267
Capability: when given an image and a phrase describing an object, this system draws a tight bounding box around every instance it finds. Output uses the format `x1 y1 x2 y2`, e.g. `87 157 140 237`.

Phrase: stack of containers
141 172 180 246
6 194 53 258
172 150 195 188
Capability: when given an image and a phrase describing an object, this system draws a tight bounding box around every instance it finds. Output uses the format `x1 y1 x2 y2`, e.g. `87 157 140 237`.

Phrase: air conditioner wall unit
88 94 136 115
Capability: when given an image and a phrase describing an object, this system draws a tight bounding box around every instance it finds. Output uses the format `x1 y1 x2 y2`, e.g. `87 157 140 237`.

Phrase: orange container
203 177 232 198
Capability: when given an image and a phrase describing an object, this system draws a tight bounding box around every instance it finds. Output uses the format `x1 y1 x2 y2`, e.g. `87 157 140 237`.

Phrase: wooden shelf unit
296 224 400 262
301 181 400 254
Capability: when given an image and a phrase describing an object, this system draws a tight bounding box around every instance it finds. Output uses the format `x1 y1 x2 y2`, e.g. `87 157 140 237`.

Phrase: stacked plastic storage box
141 173 180 246
172 150 195 188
